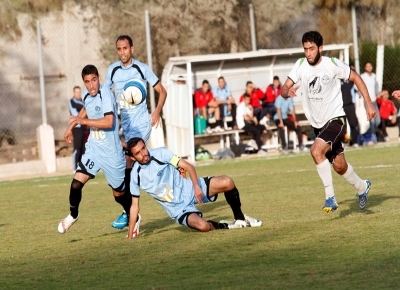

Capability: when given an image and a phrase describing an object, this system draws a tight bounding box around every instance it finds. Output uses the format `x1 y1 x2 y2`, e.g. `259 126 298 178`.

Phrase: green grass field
1 144 400 289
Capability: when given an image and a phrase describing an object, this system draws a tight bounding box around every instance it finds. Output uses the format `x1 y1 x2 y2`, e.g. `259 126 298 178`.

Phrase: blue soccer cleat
356 180 371 210
111 212 128 229
322 196 338 213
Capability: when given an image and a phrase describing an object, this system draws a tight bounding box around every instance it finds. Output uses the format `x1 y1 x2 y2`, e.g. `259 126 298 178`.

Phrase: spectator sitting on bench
236 93 267 156
194 80 224 133
377 90 399 142
274 95 305 153
262 76 281 123
239 81 265 121
213 76 237 130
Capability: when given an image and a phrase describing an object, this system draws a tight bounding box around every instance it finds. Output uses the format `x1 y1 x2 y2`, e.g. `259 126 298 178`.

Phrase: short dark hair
246 81 253 86
218 76 225 81
273 76 279 81
302 31 323 47
243 93 251 98
116 35 133 47
127 137 145 152
73 86 80 91
202 80 209 85
81 65 99 79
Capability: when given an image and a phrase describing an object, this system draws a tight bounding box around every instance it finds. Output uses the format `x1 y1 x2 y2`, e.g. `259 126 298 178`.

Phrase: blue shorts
122 113 152 143
77 146 125 190
176 177 217 227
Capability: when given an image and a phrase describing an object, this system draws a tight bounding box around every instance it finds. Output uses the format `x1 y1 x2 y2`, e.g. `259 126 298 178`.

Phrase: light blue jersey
104 58 159 142
273 95 294 121
130 147 215 225
213 86 232 116
78 85 125 189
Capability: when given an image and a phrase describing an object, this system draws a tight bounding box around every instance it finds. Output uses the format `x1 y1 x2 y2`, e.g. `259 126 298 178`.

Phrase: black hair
73 86 81 91
218 76 225 81
246 81 253 86
81 65 99 79
243 93 251 98
273 76 279 81
302 31 323 47
127 137 145 152
116 35 133 47
202 80 209 85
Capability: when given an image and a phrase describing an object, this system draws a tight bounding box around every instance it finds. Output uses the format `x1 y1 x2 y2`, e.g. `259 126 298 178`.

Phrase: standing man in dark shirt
69 86 86 171
341 66 359 147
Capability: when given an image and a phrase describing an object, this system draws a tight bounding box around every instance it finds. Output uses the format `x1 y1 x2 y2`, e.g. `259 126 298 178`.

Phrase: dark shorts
314 116 347 163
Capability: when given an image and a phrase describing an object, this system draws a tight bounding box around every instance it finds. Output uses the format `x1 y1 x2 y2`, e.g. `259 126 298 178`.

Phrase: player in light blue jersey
105 35 167 230
124 137 262 239
58 65 134 235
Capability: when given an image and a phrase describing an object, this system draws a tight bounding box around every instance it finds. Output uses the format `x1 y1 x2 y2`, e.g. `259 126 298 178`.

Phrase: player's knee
218 175 234 191
196 222 212 232
71 179 84 191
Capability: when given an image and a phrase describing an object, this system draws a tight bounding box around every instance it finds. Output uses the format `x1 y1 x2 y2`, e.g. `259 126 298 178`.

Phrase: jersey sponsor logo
95 106 100 111
308 75 322 97
154 183 174 202
92 128 106 140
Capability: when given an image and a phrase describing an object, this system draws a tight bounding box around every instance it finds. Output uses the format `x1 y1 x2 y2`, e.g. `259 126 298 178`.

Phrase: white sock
316 159 335 199
342 163 367 194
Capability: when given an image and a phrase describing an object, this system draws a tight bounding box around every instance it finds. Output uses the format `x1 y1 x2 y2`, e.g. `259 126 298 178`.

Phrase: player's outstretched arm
64 108 87 143
127 197 140 240
281 78 298 98
151 83 168 127
178 158 203 205
70 113 114 129
349 70 377 121
392 90 400 100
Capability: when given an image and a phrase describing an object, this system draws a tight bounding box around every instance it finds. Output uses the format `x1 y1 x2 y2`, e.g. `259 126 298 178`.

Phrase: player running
281 31 376 213
58 65 134 234
125 137 262 239
104 35 167 230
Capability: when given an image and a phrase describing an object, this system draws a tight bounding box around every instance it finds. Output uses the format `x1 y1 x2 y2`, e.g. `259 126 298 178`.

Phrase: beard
307 51 321 66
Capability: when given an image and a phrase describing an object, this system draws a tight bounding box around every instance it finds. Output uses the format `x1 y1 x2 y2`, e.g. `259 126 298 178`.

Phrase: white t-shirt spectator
360 72 379 102
236 101 252 129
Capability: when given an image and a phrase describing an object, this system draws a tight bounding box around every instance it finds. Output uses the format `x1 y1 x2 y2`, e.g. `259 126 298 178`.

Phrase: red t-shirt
194 89 214 108
265 85 281 103
377 98 396 120
239 88 264 109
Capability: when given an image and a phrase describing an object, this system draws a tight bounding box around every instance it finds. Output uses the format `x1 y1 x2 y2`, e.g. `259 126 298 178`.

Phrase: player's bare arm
276 108 284 127
151 83 168 128
349 70 377 121
392 90 400 100
70 113 114 129
64 108 88 143
281 78 299 98
127 197 140 240
178 158 203 205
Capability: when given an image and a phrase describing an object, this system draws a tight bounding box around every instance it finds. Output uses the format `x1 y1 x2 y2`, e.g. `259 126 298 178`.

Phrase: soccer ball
122 79 147 105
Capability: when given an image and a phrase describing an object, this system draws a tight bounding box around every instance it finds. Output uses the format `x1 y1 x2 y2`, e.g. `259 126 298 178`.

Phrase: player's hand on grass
151 111 161 128
194 184 203 205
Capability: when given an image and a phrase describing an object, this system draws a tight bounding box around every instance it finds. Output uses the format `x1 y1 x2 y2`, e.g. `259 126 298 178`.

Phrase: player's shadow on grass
0 223 8 227
334 194 400 219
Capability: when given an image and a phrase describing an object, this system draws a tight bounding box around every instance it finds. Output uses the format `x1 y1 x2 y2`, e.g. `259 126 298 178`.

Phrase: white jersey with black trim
287 56 350 128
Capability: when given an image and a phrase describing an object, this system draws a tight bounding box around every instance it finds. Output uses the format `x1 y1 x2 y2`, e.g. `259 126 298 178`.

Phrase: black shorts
314 116 347 163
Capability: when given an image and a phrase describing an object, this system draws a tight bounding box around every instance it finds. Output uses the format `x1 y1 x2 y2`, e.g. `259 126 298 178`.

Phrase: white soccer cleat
244 214 262 227
58 214 79 234
228 220 247 229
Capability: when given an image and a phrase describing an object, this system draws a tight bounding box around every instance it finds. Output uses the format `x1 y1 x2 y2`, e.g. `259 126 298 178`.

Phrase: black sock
124 168 132 195
208 220 229 230
70 179 84 219
114 191 132 216
224 186 245 221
